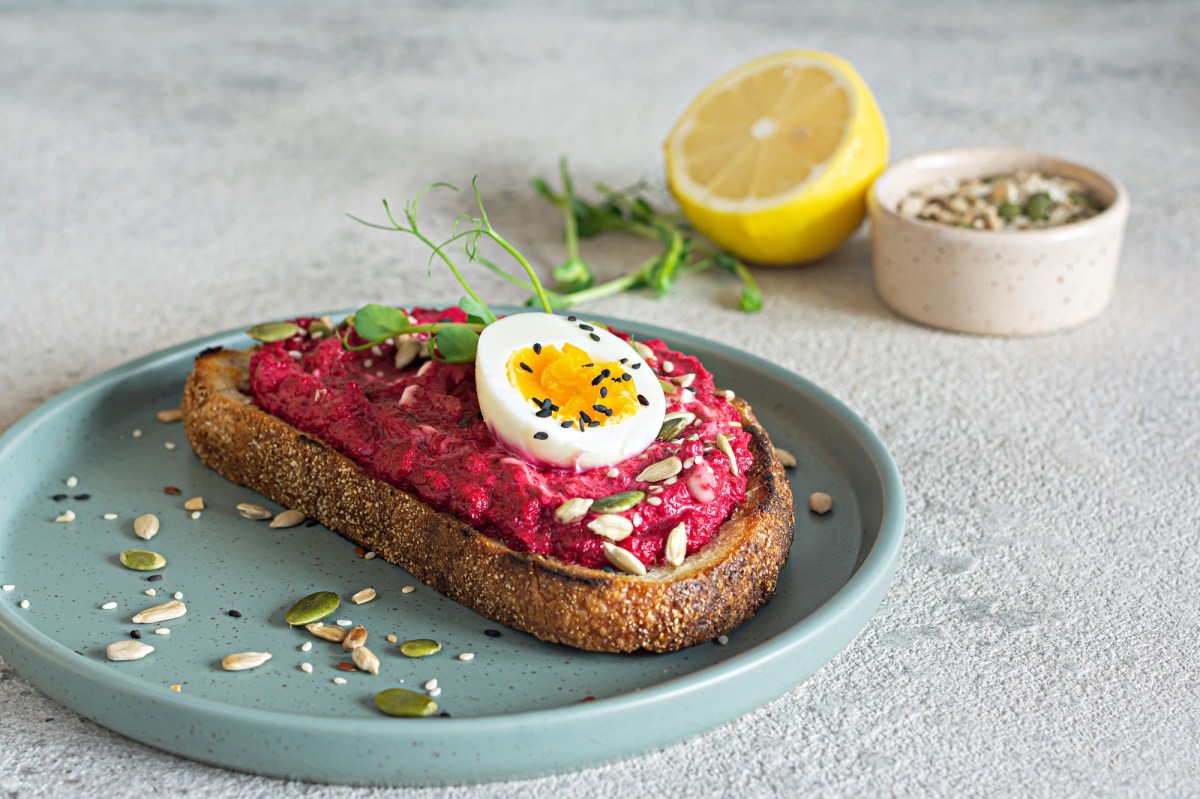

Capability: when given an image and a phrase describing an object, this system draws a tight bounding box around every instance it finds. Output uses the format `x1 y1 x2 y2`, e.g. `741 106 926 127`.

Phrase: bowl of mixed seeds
867 148 1130 336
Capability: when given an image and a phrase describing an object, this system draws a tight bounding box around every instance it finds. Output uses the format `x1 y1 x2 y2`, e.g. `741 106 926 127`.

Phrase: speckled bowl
867 148 1130 336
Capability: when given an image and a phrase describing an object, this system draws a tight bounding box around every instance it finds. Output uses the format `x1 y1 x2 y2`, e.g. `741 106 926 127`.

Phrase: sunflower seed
131 600 186 624
587 514 634 541
351 646 380 675
350 587 377 605
305 623 347 643
236 502 272 521
221 651 272 671
132 514 160 540
286 591 340 626
674 373 695 388
603 542 647 576
631 340 656 361
374 687 438 717
665 523 688 567
554 497 593 525
589 490 645 514
399 639 442 658
268 509 306 529
106 640 155 661
183 496 205 512
156 408 183 424
393 335 422 369
636 456 682 483
120 550 166 571
715 433 738 476
774 447 798 468
809 492 834 515
342 626 368 651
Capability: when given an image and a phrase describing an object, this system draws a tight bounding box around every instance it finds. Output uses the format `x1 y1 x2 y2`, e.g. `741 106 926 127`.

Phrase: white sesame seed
103 513 118 520
401 585 415 594
54 509 76 523
386 634 398 644
363 358 374 368
1 585 14 591
66 476 78 488
371 345 383 357
287 350 302 360
723 389 736 400
164 442 177 451
19 600 29 609
154 627 170 635
144 589 156 596
364 551 377 560
375 371 385 378
190 510 201 520
300 662 313 673
101 601 118 610
173 592 183 600
300 641 313 652
683 458 695 469
664 476 678 486
647 497 662 506
662 361 674 374
429 687 442 697
606 468 619 478
132 429 143 438
335 619 353 627
332 676 347 685
458 652 475 662
424 678 438 691
716 634 729 645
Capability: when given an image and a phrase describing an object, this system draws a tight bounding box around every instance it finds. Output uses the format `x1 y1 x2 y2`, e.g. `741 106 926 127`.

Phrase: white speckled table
2 2 1198 796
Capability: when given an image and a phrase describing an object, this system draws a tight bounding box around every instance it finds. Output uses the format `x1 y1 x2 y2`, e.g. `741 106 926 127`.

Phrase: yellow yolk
506 342 640 427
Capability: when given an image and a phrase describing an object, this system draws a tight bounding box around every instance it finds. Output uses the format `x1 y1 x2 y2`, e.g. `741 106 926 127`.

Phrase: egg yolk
507 342 641 428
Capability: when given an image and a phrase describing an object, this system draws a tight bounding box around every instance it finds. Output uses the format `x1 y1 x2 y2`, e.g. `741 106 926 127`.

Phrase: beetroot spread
248 308 752 569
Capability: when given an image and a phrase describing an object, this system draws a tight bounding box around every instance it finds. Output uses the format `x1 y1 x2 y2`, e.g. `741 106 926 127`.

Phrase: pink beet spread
247 307 751 569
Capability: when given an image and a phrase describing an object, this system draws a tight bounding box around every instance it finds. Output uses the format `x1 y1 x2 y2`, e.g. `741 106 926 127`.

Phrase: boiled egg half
475 313 666 471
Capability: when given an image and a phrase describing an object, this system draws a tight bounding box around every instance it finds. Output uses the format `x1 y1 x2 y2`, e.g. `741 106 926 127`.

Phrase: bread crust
180 348 794 653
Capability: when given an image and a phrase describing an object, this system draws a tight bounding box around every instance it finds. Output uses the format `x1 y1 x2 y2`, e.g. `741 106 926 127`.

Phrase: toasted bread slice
180 348 794 653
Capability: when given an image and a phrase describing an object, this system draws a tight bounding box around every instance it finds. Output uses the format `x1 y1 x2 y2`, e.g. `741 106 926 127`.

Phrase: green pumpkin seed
658 378 677 395
120 550 166 571
399 638 442 658
246 321 302 343
657 411 695 441
589 490 645 514
285 591 340 626
997 201 1022 222
1025 192 1052 222
374 688 438 717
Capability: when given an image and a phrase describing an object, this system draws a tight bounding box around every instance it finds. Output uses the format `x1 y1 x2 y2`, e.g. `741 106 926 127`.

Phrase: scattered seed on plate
182 496 204 512
107 640 154 661
300 641 312 652
172 592 183 600
424 678 439 691
144 589 157 596
716 634 729 645
130 629 141 639
132 429 143 438
169 684 182 692
120 550 166 571
300 662 313 673
458 652 475 662
221 651 272 671
146 574 163 582
352 646 381 675
54 510 76 523
163 486 181 496
336 619 353 627
189 511 202 521
131 600 186 624
399 639 441 658
484 629 502 638
336 661 358 672
156 408 183 424
268 509 305 529
342 626 368 651
1 585 14 592
401 586 415 594
809 492 833 515
305 623 347 643
351 587 377 605
66 476 78 488
19 600 29 609
103 513 119 520
386 634 398 644
774 447 798 469
375 687 438 717
100 601 118 610
133 514 160 540
429 687 442 698
236 502 272 521
364 551 377 560
154 628 170 636
285 591 340 626
228 609 241 618
163 442 177 451
332 677 347 685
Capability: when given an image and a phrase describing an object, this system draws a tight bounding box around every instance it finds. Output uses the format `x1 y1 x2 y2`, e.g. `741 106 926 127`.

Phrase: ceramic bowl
867 148 1130 336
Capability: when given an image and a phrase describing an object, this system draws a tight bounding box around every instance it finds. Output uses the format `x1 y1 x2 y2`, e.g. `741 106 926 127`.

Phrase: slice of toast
180 348 794 653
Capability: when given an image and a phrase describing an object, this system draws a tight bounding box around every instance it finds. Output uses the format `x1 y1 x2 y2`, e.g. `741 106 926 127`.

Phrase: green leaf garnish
430 326 479 363
353 304 410 343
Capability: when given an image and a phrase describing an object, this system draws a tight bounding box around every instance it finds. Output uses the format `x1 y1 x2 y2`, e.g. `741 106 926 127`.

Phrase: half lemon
664 50 888 265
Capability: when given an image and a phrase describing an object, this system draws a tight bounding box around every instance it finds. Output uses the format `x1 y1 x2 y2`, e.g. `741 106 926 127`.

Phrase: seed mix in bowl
897 170 1104 231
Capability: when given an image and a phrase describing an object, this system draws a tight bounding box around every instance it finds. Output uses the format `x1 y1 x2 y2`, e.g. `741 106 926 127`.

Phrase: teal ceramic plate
0 314 904 786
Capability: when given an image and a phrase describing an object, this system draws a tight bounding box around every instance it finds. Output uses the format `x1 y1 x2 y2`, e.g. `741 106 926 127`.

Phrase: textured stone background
2 1 1198 796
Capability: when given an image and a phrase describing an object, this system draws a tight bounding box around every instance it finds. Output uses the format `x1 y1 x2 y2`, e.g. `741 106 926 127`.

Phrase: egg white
474 313 666 471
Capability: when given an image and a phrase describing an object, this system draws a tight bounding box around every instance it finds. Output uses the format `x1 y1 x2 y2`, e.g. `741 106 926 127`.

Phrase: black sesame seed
533 431 549 440
580 411 593 424
568 316 577 322
631 363 642 369
520 362 533 373
561 421 574 428
228 610 242 618
533 342 542 354
589 333 600 342
305 519 319 527
146 574 163 582
549 404 559 412
51 494 67 502
600 369 611 378
536 408 553 418
130 630 142 639
541 398 552 409
591 374 605 386
622 373 632 381
620 358 628 364
531 397 544 407
484 628 502 637
589 421 600 427
638 394 649 406
73 493 90 500
578 323 594 332
582 363 594 368
592 404 607 413
600 386 608 398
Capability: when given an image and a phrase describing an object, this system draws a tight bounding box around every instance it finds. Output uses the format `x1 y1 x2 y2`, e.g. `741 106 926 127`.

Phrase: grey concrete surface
1 1 1198 796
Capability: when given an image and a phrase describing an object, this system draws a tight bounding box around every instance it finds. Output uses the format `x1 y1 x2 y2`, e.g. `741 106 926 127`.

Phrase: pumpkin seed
305 622 347 643
636 456 682 483
352 645 381 675
106 640 155 662
374 687 438 717
246 321 302 343
774 447 798 468
221 651 272 671
665 522 688 567
286 591 340 626
631 340 655 361
587 514 634 541
269 509 306 529
657 412 694 442
715 433 738 476
658 378 677 395
554 497 593 525
120 550 166 571
399 638 442 658
131 600 187 624
133 513 160 540
603 542 647 576
589 490 645 514
236 502 273 521
1025 192 1052 222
